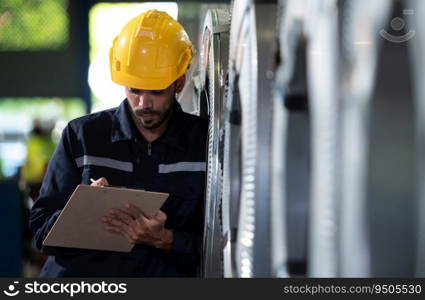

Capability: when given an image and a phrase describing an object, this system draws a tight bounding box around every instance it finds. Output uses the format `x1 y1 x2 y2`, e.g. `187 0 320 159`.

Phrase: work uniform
30 99 208 277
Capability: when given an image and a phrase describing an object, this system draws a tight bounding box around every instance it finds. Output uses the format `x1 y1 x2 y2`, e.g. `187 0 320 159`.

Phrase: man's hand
90 177 109 187
101 204 173 252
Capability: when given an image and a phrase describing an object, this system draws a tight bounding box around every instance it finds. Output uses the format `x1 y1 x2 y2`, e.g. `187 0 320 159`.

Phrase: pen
90 178 123 188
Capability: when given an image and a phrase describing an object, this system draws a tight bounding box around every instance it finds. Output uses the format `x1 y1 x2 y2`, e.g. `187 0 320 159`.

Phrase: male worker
29 10 207 277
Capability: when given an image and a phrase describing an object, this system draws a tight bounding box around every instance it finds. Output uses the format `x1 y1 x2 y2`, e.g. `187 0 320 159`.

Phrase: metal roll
408 0 425 277
223 0 276 277
337 0 392 277
271 0 308 278
199 8 230 278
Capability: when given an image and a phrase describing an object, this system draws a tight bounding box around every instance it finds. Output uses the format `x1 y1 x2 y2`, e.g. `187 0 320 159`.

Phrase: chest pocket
81 166 130 187
78 155 133 187
157 162 206 201
159 172 205 229
159 173 205 200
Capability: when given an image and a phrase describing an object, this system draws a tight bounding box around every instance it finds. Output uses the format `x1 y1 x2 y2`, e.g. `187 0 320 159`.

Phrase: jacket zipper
148 143 152 156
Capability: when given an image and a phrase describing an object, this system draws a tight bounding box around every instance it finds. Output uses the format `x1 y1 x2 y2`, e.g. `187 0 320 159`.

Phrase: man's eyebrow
128 88 167 93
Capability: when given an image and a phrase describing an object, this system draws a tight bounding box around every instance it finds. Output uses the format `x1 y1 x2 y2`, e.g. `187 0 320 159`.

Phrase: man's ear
174 75 186 93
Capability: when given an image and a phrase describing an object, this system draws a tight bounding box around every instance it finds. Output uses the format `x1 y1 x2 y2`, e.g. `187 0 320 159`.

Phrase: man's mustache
135 108 160 116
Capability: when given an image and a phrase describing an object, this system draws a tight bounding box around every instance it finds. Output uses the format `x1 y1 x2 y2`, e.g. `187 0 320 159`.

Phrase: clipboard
42 184 168 252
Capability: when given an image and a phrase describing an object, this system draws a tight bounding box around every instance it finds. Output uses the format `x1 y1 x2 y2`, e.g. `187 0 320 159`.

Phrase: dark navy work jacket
29 100 208 277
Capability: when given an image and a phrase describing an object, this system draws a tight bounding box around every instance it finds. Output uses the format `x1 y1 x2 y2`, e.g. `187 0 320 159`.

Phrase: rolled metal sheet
199 8 230 278
408 0 425 277
225 0 258 278
271 0 308 278
223 0 277 277
337 0 392 277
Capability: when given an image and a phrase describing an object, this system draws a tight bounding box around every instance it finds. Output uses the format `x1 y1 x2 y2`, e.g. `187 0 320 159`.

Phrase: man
30 10 208 277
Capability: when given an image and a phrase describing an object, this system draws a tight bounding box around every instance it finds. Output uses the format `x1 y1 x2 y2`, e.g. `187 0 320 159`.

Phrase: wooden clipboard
42 184 168 252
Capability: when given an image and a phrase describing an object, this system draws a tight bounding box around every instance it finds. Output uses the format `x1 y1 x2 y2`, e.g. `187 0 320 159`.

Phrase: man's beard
134 105 173 129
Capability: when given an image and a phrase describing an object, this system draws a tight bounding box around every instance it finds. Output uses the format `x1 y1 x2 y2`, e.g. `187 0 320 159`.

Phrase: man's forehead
126 80 178 93
126 87 168 92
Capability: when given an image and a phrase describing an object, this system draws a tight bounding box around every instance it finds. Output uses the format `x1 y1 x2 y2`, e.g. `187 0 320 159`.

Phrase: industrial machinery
199 8 230 278
199 0 276 278
2 0 423 279
199 0 424 278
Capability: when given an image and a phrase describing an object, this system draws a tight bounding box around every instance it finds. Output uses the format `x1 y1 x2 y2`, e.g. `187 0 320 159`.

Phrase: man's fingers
124 204 144 219
102 215 128 230
154 211 167 224
102 206 167 247
109 208 134 225
103 216 138 242
91 177 109 187
105 225 135 244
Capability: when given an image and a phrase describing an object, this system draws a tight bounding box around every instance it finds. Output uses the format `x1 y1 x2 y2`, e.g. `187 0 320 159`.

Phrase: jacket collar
111 99 186 152
157 101 185 151
111 100 138 143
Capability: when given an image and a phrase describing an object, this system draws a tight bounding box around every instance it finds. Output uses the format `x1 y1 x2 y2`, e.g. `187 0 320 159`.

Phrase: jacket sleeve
29 124 84 256
167 120 208 274
170 193 205 271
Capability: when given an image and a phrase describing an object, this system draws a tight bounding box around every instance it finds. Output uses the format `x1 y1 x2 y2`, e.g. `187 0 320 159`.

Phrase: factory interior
1 0 424 278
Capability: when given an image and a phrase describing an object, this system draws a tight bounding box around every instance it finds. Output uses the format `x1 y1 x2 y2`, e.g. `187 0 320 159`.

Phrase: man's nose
138 94 153 109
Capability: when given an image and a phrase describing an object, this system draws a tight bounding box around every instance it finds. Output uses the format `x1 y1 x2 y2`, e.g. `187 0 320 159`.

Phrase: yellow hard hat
109 10 194 90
